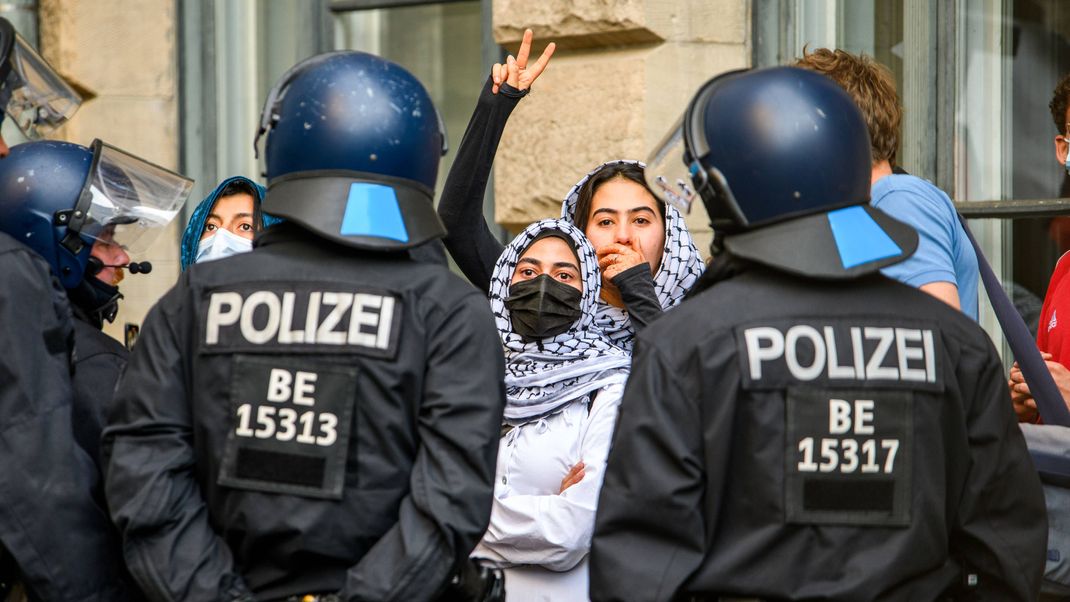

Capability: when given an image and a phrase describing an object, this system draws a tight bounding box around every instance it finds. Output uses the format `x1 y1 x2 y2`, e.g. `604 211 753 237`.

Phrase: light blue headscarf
180 176 282 271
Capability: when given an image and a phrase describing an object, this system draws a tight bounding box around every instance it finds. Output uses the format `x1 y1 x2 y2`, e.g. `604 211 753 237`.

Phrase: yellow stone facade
29 1 751 340
39 0 181 341
492 0 752 255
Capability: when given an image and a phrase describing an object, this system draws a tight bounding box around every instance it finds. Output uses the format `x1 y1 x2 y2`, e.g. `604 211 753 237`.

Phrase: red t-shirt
1038 251 1070 363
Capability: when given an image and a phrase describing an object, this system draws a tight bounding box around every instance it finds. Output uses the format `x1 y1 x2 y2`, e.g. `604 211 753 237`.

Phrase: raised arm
438 29 554 292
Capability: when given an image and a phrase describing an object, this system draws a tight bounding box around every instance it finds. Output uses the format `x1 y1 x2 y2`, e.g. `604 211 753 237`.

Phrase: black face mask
68 276 122 329
505 274 582 341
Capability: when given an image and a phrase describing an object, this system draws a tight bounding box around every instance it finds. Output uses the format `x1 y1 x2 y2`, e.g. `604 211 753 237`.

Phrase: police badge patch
784 387 913 527
217 355 358 500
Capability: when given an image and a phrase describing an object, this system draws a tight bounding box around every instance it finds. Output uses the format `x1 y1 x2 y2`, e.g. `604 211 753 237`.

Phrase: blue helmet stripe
827 206 902 269
340 183 409 242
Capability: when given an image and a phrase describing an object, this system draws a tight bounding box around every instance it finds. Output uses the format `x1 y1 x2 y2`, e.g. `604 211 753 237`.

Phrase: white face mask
195 228 253 264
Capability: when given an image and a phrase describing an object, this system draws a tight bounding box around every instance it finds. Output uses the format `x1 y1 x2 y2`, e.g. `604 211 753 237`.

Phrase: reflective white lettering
864 327 898 380
376 296 395 350
293 371 317 406
266 368 292 402
785 325 825 381
854 399 875 435
240 291 281 344
744 327 784 380
829 399 852 434
923 329 936 383
317 292 352 345
278 292 305 344
895 328 926 381
743 324 938 384
349 293 382 347
206 292 242 344
850 327 865 379
825 326 855 379
305 291 321 344
797 437 899 474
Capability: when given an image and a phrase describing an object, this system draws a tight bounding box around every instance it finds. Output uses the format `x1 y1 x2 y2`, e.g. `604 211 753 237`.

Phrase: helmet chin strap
68 275 123 327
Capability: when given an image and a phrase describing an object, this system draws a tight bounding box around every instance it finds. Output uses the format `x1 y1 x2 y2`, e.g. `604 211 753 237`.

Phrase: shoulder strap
958 214 1070 426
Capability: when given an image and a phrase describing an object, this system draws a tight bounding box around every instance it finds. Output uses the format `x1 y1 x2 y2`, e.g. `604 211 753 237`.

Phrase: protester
438 30 703 349
472 219 629 601
1010 72 1070 422
180 175 282 270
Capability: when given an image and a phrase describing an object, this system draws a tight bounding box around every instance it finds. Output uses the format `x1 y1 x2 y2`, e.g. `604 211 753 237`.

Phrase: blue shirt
871 174 979 320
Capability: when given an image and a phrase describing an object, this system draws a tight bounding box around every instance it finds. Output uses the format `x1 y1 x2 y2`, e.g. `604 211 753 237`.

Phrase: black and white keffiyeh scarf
489 219 631 423
561 159 705 349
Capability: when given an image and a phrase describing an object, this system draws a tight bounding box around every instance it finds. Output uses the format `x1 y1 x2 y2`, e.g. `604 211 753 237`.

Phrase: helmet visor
0 32 81 139
645 115 698 215
79 141 194 254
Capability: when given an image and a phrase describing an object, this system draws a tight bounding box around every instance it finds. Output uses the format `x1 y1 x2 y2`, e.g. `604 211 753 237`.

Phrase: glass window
180 0 490 238
334 1 484 206
753 0 1070 358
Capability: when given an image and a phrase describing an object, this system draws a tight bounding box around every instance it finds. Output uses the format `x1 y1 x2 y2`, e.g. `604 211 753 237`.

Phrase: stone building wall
27 0 752 348
39 0 181 343
492 0 752 255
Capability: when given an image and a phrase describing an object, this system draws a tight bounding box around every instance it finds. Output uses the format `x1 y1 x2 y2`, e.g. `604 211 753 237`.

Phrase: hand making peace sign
491 29 556 95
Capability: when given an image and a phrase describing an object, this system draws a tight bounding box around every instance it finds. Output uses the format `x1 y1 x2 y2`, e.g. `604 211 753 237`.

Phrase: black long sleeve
438 77 522 292
439 77 670 335
610 264 663 332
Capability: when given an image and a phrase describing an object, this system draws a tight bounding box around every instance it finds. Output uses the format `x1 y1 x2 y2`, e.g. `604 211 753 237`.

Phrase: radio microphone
88 258 153 275
126 261 152 274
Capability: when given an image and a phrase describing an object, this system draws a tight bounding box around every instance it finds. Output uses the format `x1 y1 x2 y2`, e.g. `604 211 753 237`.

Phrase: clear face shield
645 115 699 215
0 23 82 139
72 140 194 254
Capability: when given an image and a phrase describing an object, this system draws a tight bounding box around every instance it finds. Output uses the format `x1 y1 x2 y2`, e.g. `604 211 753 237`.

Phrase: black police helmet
651 66 918 279
255 51 448 251
0 141 94 288
0 140 191 289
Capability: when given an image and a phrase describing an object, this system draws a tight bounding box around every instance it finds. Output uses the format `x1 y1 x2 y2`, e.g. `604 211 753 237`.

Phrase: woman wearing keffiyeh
560 159 704 349
471 218 629 602
436 30 705 351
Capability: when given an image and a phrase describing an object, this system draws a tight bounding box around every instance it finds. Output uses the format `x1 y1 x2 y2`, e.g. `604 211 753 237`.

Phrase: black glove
437 559 505 602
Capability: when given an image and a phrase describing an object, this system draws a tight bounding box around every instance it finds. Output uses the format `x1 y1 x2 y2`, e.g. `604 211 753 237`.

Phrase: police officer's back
102 52 506 601
589 67 1047 601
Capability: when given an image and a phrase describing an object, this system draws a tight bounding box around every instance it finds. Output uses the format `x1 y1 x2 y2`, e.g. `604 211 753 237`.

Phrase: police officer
0 227 140 601
0 140 189 465
589 67 1048 601
102 51 506 601
0 24 161 598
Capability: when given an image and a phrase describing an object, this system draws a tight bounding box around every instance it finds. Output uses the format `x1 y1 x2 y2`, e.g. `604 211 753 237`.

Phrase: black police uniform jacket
71 307 128 466
0 232 137 601
103 225 506 601
589 266 1047 601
